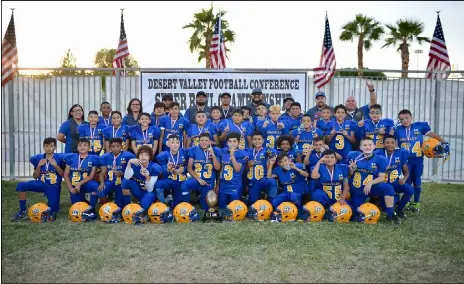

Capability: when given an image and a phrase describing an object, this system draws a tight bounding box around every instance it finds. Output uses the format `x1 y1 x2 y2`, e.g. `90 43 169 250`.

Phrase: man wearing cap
305 91 334 122
281 96 295 118
184 91 212 124
344 82 377 122
219 92 235 120
247 88 271 118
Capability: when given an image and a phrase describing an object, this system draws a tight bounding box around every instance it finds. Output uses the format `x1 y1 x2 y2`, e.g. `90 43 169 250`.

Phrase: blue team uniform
357 118 394 149
277 149 298 162
103 125 130 149
346 151 395 218
181 146 221 210
257 119 290 150
218 119 254 150
129 125 161 151
218 148 248 209
16 153 65 213
307 151 325 192
394 122 431 203
253 116 269 130
326 120 357 162
374 148 414 212
159 115 190 151
271 164 307 211
246 147 278 204
98 151 135 208
292 127 324 155
312 164 349 209
155 149 189 207
77 124 106 156
186 123 217 147
121 162 162 210
150 114 167 127
285 114 303 133
64 153 100 207
316 119 332 133
98 116 112 127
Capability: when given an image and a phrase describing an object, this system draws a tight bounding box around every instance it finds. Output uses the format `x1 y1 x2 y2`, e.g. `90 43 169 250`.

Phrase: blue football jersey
257 119 291 150
219 148 248 193
277 149 298 162
156 149 189 182
246 147 277 182
98 116 112 127
326 119 357 159
358 118 394 149
272 165 306 193
187 123 217 147
374 148 409 184
127 162 162 190
316 119 332 133
77 124 105 155
103 125 130 149
188 146 221 184
318 164 348 202
285 115 303 133
159 115 190 149
129 126 161 151
394 122 431 158
292 127 324 154
218 119 254 149
346 151 388 195
64 153 99 186
100 151 135 185
150 114 167 127
30 153 65 186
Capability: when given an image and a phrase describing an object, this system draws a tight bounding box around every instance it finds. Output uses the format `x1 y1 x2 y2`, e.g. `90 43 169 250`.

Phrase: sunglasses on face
370 111 381 115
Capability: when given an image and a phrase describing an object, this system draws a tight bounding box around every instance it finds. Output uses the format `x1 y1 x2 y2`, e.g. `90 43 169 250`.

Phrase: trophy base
202 210 222 223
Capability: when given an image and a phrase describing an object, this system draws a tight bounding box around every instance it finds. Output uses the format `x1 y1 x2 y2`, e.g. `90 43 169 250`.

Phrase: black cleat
11 210 27 222
386 214 401 224
396 210 407 219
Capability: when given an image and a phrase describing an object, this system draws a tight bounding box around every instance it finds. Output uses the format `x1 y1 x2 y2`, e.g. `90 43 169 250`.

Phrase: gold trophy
203 189 221 222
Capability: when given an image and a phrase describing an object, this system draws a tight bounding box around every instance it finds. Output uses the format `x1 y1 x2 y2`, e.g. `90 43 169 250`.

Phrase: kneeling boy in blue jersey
218 132 248 210
98 138 135 208
268 152 309 219
63 138 100 209
12 137 65 221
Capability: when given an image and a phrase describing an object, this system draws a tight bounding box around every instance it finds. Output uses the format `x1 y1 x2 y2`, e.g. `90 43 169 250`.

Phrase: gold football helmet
329 202 352 223
173 202 200 223
28 203 53 223
224 200 248 221
148 202 173 224
69 202 96 222
301 201 326 222
248 199 273 221
357 202 381 224
122 203 148 225
99 202 122 223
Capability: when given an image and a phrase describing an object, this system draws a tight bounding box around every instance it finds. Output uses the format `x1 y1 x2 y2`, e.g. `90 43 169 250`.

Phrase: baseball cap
196 91 207 97
220 92 231 98
283 97 295 103
315 91 326 98
252 88 263 94
162 94 173 101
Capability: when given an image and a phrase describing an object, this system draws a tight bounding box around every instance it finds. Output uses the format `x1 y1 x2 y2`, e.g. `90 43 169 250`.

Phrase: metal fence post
329 79 335 107
8 80 16 180
432 77 441 181
115 70 121 109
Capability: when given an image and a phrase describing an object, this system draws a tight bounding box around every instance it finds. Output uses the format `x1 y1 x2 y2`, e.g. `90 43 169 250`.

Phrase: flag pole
121 8 126 98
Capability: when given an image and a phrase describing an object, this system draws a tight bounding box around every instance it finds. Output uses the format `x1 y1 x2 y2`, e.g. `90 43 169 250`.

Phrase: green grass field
1 181 464 283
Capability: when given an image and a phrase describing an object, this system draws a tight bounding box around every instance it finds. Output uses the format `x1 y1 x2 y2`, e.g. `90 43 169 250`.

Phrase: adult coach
305 91 334 121
344 83 377 121
122 98 143 126
184 91 211 123
219 92 235 119
247 88 270 117
57 104 87 153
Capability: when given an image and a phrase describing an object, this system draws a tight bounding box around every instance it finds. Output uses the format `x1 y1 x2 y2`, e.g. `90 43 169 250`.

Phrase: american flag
314 15 336 89
209 15 226 69
2 11 18 87
426 14 450 79
112 11 130 75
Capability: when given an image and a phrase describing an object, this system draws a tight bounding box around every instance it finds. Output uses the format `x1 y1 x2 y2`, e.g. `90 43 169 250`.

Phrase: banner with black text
140 72 307 113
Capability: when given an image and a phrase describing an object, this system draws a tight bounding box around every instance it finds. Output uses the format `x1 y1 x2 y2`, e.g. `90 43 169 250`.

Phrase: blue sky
2 1 463 74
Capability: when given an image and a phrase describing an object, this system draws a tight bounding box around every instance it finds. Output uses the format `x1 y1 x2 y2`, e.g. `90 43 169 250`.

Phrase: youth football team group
13 84 449 224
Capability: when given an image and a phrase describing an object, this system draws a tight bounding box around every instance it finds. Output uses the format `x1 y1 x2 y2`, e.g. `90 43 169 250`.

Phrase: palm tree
339 14 384 76
183 4 236 68
382 19 430 78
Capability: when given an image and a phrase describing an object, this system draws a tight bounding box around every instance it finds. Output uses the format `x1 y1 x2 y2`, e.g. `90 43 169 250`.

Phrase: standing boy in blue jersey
63 138 100 209
219 109 254 150
394 109 447 212
293 114 324 161
103 111 130 152
12 137 65 222
374 135 413 218
325 105 357 163
78 111 106 156
347 137 400 224
158 102 190 152
121 146 162 211
129 113 161 156
98 138 135 208
257 105 290 150
246 132 278 205
150 102 167 128
268 152 309 220
182 133 222 211
357 104 394 149
186 111 219 148
310 149 350 210
218 132 249 210
98 102 112 127
155 134 189 207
